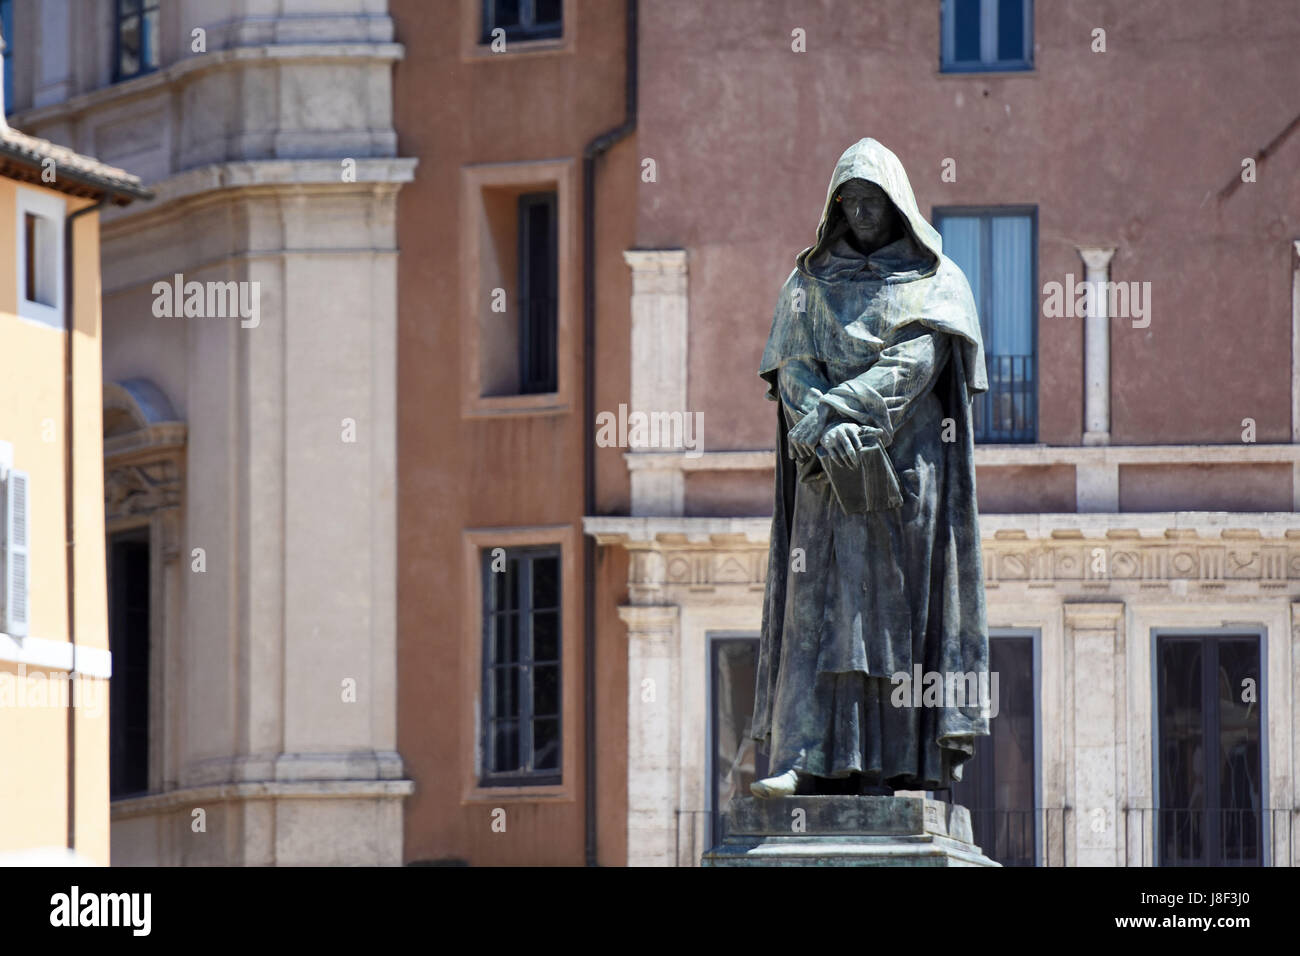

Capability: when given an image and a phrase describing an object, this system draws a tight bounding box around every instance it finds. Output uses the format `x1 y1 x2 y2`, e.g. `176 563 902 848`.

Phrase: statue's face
835 179 899 254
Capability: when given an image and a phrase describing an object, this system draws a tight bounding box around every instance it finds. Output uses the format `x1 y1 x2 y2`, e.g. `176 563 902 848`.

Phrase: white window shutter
5 469 29 637
0 470 5 625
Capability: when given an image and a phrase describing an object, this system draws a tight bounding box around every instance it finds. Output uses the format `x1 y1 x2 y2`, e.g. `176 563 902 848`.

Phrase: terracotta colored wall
977 465 1077 514
633 0 1298 464
393 1 634 865
684 470 774 517
1120 464 1293 513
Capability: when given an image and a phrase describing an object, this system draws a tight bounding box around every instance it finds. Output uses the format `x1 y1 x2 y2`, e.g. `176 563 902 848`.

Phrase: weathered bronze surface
752 138 991 797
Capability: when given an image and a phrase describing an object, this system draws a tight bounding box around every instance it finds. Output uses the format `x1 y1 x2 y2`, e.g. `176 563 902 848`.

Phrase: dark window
942 0 1032 72
1157 634 1263 866
115 0 160 82
517 192 558 394
1 0 13 114
950 635 1037 865
709 637 769 849
481 546 561 785
23 212 36 303
108 529 150 798
481 0 562 44
935 207 1037 442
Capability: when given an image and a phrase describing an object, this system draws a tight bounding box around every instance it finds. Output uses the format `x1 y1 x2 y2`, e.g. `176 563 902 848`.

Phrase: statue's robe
752 138 991 789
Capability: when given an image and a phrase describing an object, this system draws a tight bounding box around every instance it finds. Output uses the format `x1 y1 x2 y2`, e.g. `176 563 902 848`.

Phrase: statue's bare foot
750 769 799 798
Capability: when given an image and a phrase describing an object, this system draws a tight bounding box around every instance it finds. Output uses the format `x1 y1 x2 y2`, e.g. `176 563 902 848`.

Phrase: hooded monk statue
750 138 992 799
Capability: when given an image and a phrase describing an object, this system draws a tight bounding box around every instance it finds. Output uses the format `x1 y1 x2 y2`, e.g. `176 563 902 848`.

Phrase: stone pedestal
702 795 1000 867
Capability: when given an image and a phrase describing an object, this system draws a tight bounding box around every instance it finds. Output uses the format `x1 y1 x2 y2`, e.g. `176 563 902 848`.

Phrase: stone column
1290 602 1300 867
622 250 688 516
617 603 681 866
1078 246 1116 447
1063 601 1126 866
1291 243 1300 509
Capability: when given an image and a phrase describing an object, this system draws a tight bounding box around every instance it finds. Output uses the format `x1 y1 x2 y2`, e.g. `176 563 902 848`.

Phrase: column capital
1063 601 1125 628
1076 246 1116 271
623 248 688 295
617 603 681 633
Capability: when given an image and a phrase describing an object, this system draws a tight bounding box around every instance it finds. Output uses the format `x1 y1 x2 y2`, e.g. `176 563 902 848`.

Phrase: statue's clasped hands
789 405 879 468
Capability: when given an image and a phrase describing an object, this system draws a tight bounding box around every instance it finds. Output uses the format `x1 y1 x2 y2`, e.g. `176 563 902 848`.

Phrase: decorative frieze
586 516 1300 601
105 459 182 520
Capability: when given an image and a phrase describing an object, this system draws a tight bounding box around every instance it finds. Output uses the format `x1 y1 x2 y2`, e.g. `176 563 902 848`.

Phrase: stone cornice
12 42 406 130
103 422 187 462
585 513 1300 546
109 779 416 820
585 515 771 546
100 158 420 232
620 444 1300 472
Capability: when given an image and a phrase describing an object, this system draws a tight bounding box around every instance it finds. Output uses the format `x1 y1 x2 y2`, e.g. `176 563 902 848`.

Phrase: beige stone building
8 0 415 865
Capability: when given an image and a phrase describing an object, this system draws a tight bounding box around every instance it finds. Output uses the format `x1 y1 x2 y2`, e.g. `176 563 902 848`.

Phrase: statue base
702 795 1000 867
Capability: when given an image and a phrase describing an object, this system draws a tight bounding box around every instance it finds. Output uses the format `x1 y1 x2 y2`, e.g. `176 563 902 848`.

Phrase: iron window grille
481 0 563 44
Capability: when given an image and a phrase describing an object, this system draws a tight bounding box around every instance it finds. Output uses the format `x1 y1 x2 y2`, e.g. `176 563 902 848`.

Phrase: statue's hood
797 138 941 282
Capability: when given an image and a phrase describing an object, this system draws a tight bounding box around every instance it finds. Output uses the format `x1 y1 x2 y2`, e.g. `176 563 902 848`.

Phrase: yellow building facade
0 125 146 865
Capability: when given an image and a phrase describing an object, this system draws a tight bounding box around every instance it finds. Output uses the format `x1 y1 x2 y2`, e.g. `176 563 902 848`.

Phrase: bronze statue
751 138 991 798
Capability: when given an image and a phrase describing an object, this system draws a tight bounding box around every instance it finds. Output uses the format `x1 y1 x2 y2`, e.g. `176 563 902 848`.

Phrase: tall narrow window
23 213 37 304
23 212 57 307
115 0 160 81
108 528 150 798
709 636 769 849
935 207 1037 442
481 546 561 785
1 0 14 113
941 0 1032 72
482 0 563 44
1157 634 1263 866
518 192 558 394
16 188 64 329
950 634 1036 865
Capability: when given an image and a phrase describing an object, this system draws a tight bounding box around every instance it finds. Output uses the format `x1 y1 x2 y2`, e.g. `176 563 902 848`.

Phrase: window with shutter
5 468 29 637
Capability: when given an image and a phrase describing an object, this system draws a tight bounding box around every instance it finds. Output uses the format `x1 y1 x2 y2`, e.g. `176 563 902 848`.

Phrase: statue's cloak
752 138 991 782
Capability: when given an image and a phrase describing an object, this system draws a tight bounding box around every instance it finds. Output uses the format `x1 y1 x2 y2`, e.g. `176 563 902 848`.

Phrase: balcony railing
1123 807 1296 867
967 807 1069 867
675 809 710 867
973 353 1035 443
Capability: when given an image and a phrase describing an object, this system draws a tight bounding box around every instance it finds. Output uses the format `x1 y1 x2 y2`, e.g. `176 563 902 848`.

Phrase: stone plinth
702 795 1000 867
